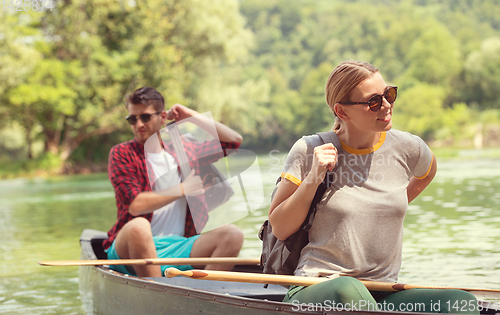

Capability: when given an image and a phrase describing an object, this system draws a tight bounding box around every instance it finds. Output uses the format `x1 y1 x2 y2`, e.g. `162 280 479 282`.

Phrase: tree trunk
42 112 65 155
25 125 33 160
23 108 33 160
44 134 59 155
60 120 76 161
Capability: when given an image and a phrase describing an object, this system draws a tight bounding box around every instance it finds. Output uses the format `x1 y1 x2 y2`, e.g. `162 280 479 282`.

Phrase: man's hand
166 103 242 144
182 170 205 196
166 104 196 121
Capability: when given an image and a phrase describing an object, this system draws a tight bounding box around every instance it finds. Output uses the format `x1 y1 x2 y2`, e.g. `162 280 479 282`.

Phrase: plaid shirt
103 138 240 250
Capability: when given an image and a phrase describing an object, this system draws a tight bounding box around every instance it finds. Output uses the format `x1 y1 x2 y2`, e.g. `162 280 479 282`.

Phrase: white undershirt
146 151 186 236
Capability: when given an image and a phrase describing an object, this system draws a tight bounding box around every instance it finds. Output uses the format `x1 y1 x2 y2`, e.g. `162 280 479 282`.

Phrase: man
103 86 244 277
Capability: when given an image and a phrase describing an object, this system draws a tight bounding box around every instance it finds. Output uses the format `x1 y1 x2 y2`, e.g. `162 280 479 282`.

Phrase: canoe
79 229 498 315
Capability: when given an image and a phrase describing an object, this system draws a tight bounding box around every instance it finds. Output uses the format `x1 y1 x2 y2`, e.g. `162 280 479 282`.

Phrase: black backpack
258 132 341 275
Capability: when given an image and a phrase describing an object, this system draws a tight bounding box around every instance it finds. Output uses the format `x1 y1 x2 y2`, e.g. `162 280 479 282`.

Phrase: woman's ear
333 103 350 122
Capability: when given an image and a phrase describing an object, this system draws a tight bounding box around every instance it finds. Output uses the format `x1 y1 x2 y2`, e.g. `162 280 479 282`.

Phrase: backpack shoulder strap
317 131 342 153
303 131 342 230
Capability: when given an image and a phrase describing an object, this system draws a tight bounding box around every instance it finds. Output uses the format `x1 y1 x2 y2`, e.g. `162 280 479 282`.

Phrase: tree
0 10 43 159
403 23 461 89
1 0 252 161
463 37 500 108
393 82 446 140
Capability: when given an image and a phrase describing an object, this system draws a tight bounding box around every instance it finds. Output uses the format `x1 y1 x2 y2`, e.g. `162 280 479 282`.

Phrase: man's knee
121 217 153 242
220 224 244 247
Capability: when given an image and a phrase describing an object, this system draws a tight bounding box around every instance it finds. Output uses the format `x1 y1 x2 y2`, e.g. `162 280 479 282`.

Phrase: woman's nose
381 96 393 110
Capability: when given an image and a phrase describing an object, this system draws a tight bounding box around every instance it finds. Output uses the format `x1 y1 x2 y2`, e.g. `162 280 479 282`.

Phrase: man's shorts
105 234 201 276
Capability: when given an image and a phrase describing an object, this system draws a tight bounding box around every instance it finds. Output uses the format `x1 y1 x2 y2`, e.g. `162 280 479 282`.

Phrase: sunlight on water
398 159 500 289
0 157 499 314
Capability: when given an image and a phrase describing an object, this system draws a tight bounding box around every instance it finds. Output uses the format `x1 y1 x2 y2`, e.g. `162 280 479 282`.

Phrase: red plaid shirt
103 138 240 250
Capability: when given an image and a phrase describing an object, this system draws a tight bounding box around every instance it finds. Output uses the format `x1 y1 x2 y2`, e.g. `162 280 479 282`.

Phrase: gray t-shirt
281 129 433 282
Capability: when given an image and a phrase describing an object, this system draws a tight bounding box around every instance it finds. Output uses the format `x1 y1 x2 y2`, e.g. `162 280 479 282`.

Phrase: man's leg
190 224 244 270
113 217 162 277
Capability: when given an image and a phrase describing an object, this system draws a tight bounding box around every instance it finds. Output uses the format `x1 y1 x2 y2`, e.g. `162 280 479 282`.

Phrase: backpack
258 131 342 275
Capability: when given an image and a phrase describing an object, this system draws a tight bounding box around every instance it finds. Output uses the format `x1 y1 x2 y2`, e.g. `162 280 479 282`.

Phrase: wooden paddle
38 257 261 267
165 268 500 300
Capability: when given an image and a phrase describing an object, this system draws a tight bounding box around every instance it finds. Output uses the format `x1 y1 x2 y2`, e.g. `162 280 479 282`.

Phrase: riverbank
1 147 500 180
0 158 108 179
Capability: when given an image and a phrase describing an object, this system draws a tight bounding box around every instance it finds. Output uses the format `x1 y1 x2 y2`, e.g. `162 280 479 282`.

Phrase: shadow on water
0 156 499 314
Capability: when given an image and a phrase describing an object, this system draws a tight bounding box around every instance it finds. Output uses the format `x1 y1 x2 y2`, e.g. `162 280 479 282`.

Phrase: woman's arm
407 153 437 203
269 143 337 240
269 176 320 240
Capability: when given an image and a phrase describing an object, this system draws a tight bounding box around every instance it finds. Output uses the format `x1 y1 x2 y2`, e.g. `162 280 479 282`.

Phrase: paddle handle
39 257 261 267
165 268 329 287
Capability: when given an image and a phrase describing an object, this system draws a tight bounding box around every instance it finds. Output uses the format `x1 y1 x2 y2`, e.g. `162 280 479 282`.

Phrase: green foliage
2 0 500 177
1 0 252 163
35 152 64 172
404 24 461 88
463 37 500 108
0 122 28 159
393 82 446 139
435 103 477 146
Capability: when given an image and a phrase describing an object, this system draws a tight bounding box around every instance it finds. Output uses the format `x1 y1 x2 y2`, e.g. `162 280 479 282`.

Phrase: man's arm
167 104 242 144
407 153 437 203
128 170 204 216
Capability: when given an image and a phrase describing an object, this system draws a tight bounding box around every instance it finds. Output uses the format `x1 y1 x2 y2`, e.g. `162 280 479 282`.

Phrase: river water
0 153 499 314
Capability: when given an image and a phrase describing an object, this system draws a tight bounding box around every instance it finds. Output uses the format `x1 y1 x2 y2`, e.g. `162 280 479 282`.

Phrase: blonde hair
325 60 378 130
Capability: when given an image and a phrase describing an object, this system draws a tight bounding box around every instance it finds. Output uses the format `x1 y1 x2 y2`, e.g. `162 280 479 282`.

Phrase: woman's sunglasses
340 86 398 112
125 111 162 125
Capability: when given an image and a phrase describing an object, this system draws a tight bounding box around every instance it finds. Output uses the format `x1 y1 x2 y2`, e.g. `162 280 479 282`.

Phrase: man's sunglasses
125 111 162 125
339 86 398 112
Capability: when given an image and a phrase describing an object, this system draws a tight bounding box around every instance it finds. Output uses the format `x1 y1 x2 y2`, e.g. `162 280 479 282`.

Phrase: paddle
38 257 261 267
165 268 500 300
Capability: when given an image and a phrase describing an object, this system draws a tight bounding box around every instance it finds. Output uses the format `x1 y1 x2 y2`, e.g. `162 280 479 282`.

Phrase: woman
269 60 478 313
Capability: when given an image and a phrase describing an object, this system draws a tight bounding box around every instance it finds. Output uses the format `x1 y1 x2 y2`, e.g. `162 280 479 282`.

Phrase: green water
0 155 499 314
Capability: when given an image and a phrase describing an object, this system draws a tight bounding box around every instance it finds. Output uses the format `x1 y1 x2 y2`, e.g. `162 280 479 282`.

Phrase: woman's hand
307 143 338 185
181 170 205 196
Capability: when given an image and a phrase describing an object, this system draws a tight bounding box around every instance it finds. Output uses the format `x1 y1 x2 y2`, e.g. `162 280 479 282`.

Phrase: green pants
283 277 479 314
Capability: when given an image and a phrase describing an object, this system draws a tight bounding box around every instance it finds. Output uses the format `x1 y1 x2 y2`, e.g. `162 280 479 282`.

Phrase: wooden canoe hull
78 229 498 315
79 229 305 314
